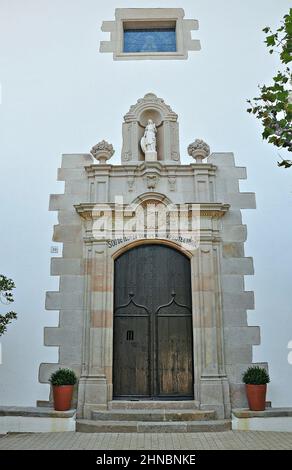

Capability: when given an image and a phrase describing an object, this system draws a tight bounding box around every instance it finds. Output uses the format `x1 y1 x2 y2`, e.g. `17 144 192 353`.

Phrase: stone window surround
100 8 201 61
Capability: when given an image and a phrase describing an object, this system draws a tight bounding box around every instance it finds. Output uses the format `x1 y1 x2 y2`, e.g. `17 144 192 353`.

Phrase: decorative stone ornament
90 140 114 164
146 174 159 190
168 176 176 191
188 139 210 163
127 176 135 192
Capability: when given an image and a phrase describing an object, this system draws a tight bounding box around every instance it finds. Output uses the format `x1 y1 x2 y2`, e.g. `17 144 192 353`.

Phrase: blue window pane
124 29 176 53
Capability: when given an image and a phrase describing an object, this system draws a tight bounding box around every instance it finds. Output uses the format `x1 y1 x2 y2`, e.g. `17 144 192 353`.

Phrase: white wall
0 0 291 407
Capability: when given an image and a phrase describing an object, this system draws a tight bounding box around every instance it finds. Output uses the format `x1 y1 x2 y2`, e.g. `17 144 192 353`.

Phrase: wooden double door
113 244 194 399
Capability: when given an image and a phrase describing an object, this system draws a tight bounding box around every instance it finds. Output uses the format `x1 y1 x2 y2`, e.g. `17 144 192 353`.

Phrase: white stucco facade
0 1 291 411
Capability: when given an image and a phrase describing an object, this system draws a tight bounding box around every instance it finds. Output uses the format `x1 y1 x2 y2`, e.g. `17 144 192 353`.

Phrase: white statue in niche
140 119 157 161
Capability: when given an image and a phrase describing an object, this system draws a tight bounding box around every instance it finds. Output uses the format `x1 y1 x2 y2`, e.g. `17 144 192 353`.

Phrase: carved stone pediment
124 93 178 124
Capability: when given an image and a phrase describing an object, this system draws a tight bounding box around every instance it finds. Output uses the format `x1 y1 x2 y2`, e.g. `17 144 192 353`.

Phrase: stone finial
90 140 114 164
188 139 210 163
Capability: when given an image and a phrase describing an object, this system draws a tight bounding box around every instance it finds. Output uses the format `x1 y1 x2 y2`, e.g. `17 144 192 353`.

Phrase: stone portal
40 93 266 420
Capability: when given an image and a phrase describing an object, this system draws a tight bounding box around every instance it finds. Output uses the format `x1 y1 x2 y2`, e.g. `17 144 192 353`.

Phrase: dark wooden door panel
157 316 193 397
113 244 194 399
113 315 150 397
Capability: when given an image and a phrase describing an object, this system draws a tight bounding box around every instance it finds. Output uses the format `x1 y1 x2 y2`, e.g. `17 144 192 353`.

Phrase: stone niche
122 93 180 164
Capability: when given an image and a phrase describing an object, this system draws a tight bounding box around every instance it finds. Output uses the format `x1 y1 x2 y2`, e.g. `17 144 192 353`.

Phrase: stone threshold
108 400 199 410
92 409 215 422
0 406 76 419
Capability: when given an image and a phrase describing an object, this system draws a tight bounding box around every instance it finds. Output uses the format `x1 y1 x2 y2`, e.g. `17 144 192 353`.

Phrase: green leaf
278 160 292 168
263 117 272 126
279 119 287 128
262 127 274 138
272 83 284 91
276 91 289 101
275 103 285 113
262 92 276 102
286 23 292 35
266 35 276 46
281 51 292 64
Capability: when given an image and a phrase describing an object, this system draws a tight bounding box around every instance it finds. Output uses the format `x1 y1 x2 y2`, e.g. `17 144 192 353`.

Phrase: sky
0 0 291 406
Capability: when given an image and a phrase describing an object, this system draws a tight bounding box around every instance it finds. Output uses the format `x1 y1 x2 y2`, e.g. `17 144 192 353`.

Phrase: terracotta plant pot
246 384 267 411
53 385 74 411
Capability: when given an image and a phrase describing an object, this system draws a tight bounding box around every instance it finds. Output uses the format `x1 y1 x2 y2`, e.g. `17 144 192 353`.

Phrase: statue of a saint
140 119 157 155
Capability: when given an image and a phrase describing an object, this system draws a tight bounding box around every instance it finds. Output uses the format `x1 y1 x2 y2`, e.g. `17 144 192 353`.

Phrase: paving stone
1 430 289 450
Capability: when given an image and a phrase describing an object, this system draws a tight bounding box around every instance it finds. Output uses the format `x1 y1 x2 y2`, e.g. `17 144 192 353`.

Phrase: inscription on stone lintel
107 234 199 250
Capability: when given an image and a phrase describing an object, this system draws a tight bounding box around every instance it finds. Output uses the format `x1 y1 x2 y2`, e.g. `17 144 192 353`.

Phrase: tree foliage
247 9 292 168
0 275 17 336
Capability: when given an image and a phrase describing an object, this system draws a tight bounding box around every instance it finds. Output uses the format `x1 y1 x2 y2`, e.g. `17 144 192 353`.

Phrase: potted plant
242 366 270 411
49 368 77 411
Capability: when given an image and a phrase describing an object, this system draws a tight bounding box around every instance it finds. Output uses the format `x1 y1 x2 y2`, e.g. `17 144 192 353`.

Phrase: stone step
108 400 199 410
92 409 215 422
0 406 76 418
76 419 231 433
232 407 292 418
